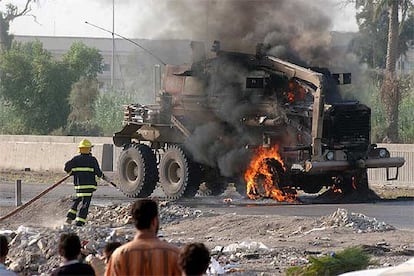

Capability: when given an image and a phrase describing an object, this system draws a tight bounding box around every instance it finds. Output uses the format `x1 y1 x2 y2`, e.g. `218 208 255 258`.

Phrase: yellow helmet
78 139 93 153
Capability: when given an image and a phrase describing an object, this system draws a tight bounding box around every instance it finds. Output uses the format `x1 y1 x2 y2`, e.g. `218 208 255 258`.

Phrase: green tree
350 0 413 142
0 0 36 52
63 42 104 135
65 77 102 136
0 99 25 134
68 78 100 122
63 41 103 81
0 40 104 135
351 1 388 68
377 0 413 142
92 91 132 136
0 41 72 134
351 1 414 69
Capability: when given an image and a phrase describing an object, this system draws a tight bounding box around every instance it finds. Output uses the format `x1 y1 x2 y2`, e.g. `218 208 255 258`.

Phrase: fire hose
102 175 118 189
0 174 71 222
0 174 120 222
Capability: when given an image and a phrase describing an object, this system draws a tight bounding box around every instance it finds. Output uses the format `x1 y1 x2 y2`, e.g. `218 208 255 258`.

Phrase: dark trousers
66 196 92 225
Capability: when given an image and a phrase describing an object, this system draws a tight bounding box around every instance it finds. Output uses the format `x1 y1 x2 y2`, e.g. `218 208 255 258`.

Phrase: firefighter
64 139 104 227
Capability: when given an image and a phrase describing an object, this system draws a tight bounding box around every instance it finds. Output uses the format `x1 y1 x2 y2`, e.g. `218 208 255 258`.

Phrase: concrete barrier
0 135 412 187
0 135 114 172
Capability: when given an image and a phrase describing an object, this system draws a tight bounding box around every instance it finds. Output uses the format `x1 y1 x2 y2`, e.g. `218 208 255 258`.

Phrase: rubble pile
88 200 208 227
320 208 395 232
1 201 208 275
4 224 135 274
0 203 405 275
158 201 207 224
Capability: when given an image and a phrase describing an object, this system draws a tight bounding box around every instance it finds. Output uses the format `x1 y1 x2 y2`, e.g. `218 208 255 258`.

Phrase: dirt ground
1 170 414 275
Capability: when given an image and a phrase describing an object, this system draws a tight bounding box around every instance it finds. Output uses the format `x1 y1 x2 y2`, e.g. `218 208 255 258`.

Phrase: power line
85 21 166 65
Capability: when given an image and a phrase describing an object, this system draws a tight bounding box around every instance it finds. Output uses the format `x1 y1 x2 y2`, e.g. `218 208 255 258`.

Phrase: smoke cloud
109 0 356 179
169 0 338 178
119 0 338 66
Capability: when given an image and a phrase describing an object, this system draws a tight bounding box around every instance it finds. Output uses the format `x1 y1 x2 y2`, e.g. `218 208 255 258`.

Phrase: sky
7 0 359 39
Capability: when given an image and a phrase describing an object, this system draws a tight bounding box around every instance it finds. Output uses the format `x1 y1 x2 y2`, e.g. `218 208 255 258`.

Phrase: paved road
1 180 413 230
182 200 414 230
0 180 129 206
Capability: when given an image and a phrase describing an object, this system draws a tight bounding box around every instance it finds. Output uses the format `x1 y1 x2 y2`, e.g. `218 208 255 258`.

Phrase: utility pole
111 0 115 88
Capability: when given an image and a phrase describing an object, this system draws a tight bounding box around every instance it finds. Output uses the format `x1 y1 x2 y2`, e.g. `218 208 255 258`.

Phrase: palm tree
376 0 413 142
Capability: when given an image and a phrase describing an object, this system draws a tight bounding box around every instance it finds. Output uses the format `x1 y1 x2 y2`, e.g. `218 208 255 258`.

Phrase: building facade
14 35 192 100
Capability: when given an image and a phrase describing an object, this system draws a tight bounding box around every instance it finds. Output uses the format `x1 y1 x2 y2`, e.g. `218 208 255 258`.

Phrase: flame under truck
113 41 405 200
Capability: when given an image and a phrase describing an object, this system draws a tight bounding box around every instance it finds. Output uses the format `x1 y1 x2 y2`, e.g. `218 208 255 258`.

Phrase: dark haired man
105 199 182 275
0 235 16 276
179 243 211 276
103 241 122 264
51 233 95 276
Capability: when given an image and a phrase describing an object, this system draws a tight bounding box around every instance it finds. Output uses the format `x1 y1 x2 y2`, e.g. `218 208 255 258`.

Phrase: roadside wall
0 135 412 186
0 135 116 172
368 143 413 187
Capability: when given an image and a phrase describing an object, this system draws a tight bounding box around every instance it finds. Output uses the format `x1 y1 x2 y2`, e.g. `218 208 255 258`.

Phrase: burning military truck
113 41 405 200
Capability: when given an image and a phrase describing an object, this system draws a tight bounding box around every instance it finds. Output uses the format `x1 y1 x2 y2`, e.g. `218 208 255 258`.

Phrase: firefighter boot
75 217 86 227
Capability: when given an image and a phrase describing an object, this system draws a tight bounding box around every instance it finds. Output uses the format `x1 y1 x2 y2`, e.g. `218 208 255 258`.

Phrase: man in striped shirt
105 199 182 276
64 138 103 227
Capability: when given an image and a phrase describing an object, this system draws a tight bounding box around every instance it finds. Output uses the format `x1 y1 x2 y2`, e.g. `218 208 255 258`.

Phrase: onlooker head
103 241 122 263
58 233 82 261
130 198 159 233
179 242 211 276
85 241 122 276
0 235 9 261
52 233 95 276
0 235 17 276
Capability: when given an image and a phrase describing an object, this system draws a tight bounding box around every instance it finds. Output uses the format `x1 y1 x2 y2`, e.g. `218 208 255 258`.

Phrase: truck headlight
326 151 334 161
379 149 388 158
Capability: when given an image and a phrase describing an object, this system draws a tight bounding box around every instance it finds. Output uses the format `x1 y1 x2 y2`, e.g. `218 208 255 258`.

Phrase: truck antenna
85 21 166 65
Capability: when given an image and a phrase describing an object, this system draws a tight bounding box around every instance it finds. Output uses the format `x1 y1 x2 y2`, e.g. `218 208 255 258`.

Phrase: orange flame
286 81 306 103
287 91 295 103
351 176 357 190
332 185 343 193
244 145 296 202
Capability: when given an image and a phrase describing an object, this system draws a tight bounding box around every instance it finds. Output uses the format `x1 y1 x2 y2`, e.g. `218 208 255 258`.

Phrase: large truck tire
117 143 158 198
159 144 201 200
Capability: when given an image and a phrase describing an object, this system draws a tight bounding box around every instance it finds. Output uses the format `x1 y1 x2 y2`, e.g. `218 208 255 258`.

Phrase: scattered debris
319 208 395 233
0 200 412 276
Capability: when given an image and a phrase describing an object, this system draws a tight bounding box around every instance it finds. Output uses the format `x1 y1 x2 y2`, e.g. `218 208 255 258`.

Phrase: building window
103 63 111 72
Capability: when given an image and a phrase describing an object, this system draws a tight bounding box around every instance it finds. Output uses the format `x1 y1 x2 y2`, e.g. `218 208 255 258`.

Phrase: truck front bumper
304 157 405 174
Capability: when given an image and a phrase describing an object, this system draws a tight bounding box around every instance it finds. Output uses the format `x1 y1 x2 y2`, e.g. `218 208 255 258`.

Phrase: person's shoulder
79 262 95 273
84 154 98 161
116 239 135 251
70 154 83 160
109 241 130 258
157 239 180 253
54 263 95 275
50 266 61 276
